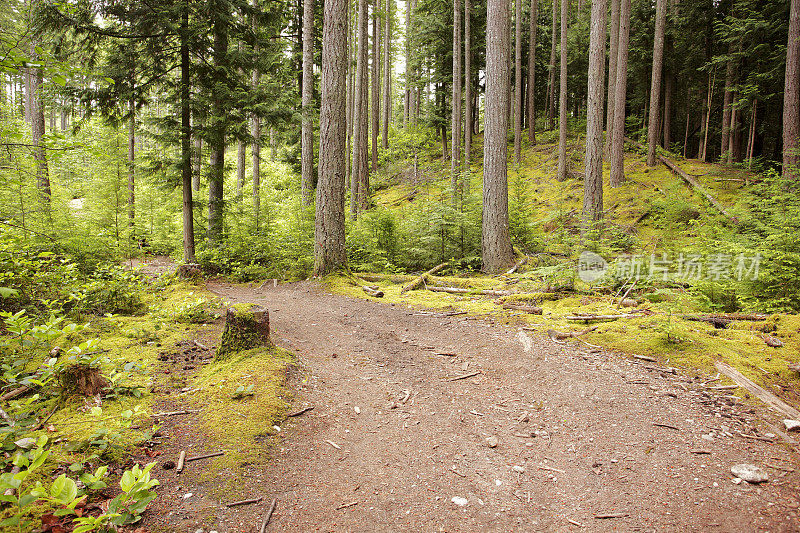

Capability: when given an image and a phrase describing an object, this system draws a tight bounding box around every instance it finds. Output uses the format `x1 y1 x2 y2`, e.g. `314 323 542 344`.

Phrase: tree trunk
464 0 472 171
128 99 135 230
302 0 315 205
699 69 714 162
315 0 349 275
513 0 522 165
609 0 630 187
451 0 462 200
30 47 50 218
192 113 202 192
582 0 606 229
404 0 411 126
482 0 515 273
252 0 262 229
351 0 368 217
237 139 246 196
180 4 196 263
371 0 380 173
382 0 392 148
747 98 757 169
646 0 666 166
208 19 228 245
556 0 568 181
721 42 735 159
727 93 737 165
527 0 537 143
783 0 800 179
662 69 672 150
547 0 557 131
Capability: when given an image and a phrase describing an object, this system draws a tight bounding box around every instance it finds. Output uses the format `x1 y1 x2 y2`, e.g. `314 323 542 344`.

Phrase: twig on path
325 440 341 449
226 496 263 507
652 422 680 431
446 371 481 382
737 431 773 443
594 512 628 519
287 406 314 417
336 501 359 510
567 518 585 527
187 451 225 462
259 498 277 533
538 464 565 474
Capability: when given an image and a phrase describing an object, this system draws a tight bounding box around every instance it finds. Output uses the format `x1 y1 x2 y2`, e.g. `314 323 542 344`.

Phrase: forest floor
142 277 800 532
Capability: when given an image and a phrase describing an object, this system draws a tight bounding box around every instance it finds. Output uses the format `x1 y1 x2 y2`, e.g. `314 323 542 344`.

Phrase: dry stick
427 286 512 297
505 256 529 275
260 498 277 533
595 513 628 519
652 422 680 431
32 408 57 431
176 451 186 473
567 518 585 527
715 361 800 420
187 451 225 462
153 409 200 417
737 431 773 443
1 385 29 402
287 406 314 417
336 501 359 510
447 371 481 382
226 496 263 507
400 263 448 293
538 464 565 474
616 280 636 309
632 354 657 362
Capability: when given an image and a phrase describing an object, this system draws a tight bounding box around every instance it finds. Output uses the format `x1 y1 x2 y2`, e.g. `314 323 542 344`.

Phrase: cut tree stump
59 364 108 396
216 304 270 360
177 263 202 280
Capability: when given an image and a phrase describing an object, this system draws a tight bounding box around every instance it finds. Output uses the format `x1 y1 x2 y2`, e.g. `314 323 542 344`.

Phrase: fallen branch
714 361 800 420
505 257 529 275
737 431 773 443
547 326 598 341
595 513 628 519
564 313 642 321
336 501 359 510
652 422 680 431
153 409 200 417
187 451 225 462
287 406 314 417
682 313 767 328
427 286 511 297
537 464 565 474
259 498 278 533
657 154 738 222
447 371 481 382
1 385 30 402
501 302 543 314
226 496 263 507
400 263 448 293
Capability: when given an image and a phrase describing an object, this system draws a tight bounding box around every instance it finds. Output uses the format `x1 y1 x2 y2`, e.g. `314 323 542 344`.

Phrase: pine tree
556 0 567 181
527 0 537 143
646 0 667 166
609 0 630 187
783 0 799 178
583 0 606 228
301 0 315 205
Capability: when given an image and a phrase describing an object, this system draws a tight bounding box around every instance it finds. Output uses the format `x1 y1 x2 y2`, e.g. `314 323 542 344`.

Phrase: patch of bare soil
144 279 800 532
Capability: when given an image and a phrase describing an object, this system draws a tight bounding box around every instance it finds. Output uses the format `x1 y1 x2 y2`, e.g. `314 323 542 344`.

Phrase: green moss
185 345 293 496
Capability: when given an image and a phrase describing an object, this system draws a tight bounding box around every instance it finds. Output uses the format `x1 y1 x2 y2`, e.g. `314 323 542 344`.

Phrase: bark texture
302 0 315 204
451 0 462 199
556 0 567 181
351 0 368 217
609 0 630 187
582 0 606 228
314 0 348 275
527 0 537 143
371 0 380 172
482 0 515 273
547 0 557 130
464 0 472 169
646 0 667 166
180 5 196 263
382 0 392 149
513 0 522 164
784 0 800 178
604 0 620 155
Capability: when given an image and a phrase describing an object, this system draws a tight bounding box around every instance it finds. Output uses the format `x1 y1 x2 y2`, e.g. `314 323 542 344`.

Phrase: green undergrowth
183 346 293 497
328 273 800 410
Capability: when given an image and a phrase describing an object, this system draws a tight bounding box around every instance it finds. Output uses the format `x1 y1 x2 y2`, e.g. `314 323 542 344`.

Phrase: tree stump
177 263 202 280
59 364 108 396
216 304 270 360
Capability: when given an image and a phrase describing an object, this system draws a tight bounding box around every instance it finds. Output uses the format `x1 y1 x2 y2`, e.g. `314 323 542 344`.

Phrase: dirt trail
202 280 799 532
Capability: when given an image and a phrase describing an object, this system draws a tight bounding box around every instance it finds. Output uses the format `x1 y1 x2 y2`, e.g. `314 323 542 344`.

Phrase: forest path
208 280 800 532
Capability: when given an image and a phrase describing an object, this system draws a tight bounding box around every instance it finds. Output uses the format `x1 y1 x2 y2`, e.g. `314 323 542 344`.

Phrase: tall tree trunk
556 0 567 181
646 0 666 166
30 46 50 218
382 0 392 148
404 0 411 126
359 64 370 209
547 0 557 130
252 0 262 229
237 139 246 196
527 0 537 143
128 99 135 230
482 0 515 273
747 98 757 169
464 0 472 171
180 4 196 263
451 0 462 200
604 0 619 155
208 18 228 245
371 0 380 172
662 69 672 150
727 93 737 165
301 0 315 204
351 0 368 217
609 0 630 187
513 0 522 165
721 42 735 159
192 113 202 191
314 0 348 275
582 0 606 229
783 0 800 179
699 69 714 162
346 3 353 191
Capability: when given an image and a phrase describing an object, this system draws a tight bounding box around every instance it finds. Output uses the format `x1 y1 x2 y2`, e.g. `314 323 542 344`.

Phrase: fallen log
658 155 738 222
547 326 598 341
714 361 800 420
1 385 29 402
502 302 543 315
505 257 529 275
564 313 642 321
400 263 448 293
682 313 767 329
360 284 384 298
427 286 512 297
